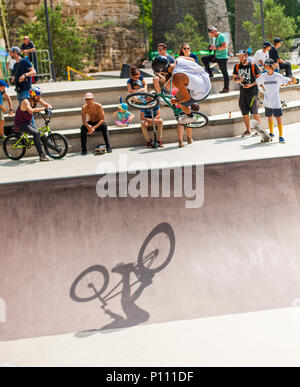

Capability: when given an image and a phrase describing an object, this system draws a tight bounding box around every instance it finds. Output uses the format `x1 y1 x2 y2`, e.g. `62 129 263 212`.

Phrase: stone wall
4 0 145 71
235 0 256 50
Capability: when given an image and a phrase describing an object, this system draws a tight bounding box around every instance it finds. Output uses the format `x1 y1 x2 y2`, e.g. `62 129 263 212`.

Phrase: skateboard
250 120 272 143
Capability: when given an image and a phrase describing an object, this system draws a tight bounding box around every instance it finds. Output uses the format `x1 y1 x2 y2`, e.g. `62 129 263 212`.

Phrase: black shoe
219 89 229 94
209 73 214 78
81 149 87 155
107 148 112 153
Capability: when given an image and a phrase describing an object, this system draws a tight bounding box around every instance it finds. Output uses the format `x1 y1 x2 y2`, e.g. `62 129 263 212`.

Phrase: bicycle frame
11 121 51 151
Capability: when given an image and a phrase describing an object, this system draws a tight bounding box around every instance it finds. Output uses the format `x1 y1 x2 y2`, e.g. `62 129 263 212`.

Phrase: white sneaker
178 114 197 125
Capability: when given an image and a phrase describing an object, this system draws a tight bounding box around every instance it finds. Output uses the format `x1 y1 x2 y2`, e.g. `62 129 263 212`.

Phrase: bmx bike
70 223 175 307
126 89 209 132
3 109 68 160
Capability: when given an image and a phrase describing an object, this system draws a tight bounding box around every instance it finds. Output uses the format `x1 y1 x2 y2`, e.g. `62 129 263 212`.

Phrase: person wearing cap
233 50 262 137
9 46 36 102
0 80 13 139
269 38 293 77
256 58 297 143
113 103 134 127
202 26 229 93
81 93 111 155
253 42 272 72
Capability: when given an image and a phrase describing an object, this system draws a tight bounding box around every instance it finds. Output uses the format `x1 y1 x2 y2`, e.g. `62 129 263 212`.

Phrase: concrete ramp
1 156 300 341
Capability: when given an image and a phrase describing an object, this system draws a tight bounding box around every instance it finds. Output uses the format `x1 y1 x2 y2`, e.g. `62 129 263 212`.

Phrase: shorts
181 91 210 107
265 107 282 117
116 120 129 126
0 110 4 120
239 93 258 115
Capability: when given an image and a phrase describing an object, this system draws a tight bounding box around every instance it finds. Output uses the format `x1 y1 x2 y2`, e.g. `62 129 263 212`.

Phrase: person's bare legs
0 120 4 137
177 124 184 147
153 76 162 93
243 115 251 133
186 127 193 143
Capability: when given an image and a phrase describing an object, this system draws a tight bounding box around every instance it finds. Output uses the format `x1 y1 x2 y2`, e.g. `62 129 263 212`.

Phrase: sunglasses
158 47 166 51
183 48 190 50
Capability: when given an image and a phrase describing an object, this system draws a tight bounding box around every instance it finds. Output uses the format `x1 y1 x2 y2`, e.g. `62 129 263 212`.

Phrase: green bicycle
3 110 68 161
126 89 209 129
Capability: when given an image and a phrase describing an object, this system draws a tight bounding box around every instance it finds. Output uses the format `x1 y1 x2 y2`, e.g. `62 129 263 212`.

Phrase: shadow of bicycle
70 222 176 337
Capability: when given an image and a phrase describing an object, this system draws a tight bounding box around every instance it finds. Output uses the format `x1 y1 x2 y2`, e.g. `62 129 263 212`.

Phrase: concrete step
2 100 299 159
4 84 300 131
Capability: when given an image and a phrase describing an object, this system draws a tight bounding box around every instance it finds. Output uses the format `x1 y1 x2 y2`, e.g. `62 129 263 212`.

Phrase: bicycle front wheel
70 265 109 303
183 111 209 129
3 134 26 160
45 133 68 159
137 223 175 273
126 92 159 110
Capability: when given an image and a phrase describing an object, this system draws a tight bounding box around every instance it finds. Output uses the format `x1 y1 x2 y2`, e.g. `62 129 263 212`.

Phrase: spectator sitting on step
80 92 112 155
253 41 272 72
140 99 164 148
269 38 293 77
0 80 14 139
178 43 199 64
127 67 147 94
153 43 175 93
113 103 134 127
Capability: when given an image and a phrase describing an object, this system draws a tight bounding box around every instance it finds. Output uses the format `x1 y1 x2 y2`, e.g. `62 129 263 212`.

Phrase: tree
136 0 152 50
17 5 96 79
243 0 298 53
164 14 207 54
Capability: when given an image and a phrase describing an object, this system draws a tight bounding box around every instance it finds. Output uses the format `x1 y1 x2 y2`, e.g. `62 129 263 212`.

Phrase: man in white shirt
256 58 298 143
254 42 272 71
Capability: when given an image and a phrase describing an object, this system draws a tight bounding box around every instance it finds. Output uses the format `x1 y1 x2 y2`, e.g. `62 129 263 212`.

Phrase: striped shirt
14 102 33 131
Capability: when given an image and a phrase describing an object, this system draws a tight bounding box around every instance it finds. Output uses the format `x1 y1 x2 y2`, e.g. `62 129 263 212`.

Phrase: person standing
233 50 261 137
269 38 293 77
0 80 13 139
9 46 36 102
202 26 229 93
253 42 272 72
256 58 296 143
20 36 38 82
80 92 112 155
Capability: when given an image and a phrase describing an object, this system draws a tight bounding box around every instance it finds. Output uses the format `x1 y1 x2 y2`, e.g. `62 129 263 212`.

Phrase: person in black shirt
233 50 261 137
20 36 38 82
269 37 292 77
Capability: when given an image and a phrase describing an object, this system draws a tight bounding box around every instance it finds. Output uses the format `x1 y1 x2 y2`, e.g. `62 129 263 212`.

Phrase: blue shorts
265 107 282 117
181 91 210 107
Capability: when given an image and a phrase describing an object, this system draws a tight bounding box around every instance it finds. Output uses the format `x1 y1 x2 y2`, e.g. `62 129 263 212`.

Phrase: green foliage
17 5 96 79
277 0 300 29
164 14 207 54
243 0 298 53
136 0 153 50
225 0 235 48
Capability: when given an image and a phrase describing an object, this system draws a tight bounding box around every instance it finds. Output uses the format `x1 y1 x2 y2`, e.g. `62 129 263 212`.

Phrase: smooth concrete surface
1 122 300 184
1 307 300 367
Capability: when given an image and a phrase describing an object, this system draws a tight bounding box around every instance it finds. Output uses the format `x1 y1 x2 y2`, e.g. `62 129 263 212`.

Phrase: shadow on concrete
71 222 175 337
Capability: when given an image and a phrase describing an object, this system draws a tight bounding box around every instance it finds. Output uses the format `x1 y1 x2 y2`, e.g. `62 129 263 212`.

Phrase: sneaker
81 149 87 155
146 140 153 148
106 148 112 153
158 141 164 148
0 135 5 140
178 141 184 148
241 130 252 137
178 114 197 125
187 137 194 144
39 154 49 162
219 88 229 94
269 133 275 138
279 137 285 143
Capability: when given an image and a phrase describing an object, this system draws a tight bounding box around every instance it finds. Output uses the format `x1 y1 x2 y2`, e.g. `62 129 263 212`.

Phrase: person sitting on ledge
80 92 112 155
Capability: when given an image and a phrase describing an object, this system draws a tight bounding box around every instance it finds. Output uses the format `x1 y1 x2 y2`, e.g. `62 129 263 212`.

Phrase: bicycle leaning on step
3 109 69 161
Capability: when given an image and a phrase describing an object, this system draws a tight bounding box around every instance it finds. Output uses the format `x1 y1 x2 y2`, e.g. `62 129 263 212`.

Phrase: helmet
264 58 275 66
152 55 170 73
29 86 42 98
132 80 143 88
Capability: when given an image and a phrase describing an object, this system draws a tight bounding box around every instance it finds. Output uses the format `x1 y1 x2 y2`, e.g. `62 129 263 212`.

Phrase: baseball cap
9 46 21 54
263 41 271 48
274 37 283 43
236 49 246 55
0 80 9 88
84 92 94 99
264 58 275 66
207 26 218 33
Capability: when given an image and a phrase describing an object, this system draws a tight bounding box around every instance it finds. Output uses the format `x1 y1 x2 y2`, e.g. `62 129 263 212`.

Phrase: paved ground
1 307 300 367
1 122 300 184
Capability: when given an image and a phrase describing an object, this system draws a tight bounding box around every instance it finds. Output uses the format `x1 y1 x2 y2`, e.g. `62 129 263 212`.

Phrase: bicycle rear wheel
45 133 68 159
3 134 26 160
126 92 159 110
182 111 209 129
